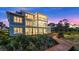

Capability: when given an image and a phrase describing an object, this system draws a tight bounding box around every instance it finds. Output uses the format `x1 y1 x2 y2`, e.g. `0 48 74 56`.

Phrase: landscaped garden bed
0 30 58 51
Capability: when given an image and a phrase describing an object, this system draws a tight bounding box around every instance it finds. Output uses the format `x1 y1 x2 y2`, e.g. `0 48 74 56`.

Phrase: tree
63 19 69 32
56 20 64 32
56 19 70 38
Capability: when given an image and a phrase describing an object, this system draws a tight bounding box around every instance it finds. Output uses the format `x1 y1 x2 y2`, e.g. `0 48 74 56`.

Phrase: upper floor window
38 14 47 21
38 21 47 27
26 14 33 19
14 16 22 23
26 20 32 26
33 21 37 27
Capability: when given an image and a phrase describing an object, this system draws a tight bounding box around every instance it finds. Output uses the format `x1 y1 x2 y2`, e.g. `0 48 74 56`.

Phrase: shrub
0 34 57 51
58 32 64 38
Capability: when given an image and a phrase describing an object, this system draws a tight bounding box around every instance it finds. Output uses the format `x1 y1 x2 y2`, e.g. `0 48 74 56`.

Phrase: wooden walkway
46 36 74 51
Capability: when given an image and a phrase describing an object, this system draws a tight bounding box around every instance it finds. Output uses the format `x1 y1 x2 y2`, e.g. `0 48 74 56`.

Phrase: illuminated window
14 28 23 34
17 17 20 23
38 21 42 27
38 21 47 27
14 16 17 22
33 28 37 35
44 28 47 34
19 28 22 33
14 16 22 23
37 14 47 21
25 28 32 35
44 22 47 27
38 28 43 34
33 20 37 27
26 20 32 26
26 14 33 19
34 14 37 20
19 18 22 23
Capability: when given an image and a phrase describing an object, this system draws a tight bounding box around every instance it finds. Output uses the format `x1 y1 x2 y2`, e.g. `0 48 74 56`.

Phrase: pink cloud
68 17 79 25
48 16 79 25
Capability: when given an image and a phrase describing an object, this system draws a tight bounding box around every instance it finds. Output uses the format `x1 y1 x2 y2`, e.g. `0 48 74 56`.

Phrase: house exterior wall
6 11 48 36
69 24 79 28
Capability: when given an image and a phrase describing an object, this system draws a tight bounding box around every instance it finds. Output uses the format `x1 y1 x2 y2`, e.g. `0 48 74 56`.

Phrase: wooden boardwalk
46 36 74 51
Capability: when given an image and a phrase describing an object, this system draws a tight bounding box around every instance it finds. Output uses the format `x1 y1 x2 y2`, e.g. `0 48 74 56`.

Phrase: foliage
0 31 57 51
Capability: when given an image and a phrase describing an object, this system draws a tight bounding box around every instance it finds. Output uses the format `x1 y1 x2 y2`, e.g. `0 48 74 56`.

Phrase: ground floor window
25 27 47 35
14 27 23 34
33 28 37 35
38 28 43 34
44 28 47 34
25 28 32 35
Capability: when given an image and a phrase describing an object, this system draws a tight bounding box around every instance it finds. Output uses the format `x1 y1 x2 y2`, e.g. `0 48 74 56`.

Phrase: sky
0 7 79 27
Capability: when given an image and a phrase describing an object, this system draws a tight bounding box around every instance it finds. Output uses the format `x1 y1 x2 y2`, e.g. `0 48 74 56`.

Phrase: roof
6 11 24 17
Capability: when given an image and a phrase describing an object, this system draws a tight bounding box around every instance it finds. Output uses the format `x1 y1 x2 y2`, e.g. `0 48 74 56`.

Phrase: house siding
6 11 48 36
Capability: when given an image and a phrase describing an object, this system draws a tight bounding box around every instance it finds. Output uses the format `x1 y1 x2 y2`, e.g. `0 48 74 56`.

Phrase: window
25 28 32 35
38 14 47 21
44 28 47 34
14 16 17 22
38 21 47 27
14 28 23 34
44 22 47 27
38 28 43 34
19 18 22 23
38 21 43 27
17 17 20 23
34 14 37 20
14 16 22 23
33 20 37 27
26 14 33 19
33 28 37 35
26 20 32 26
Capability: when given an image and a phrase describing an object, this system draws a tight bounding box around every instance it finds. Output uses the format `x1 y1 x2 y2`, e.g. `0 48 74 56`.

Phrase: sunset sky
0 7 79 27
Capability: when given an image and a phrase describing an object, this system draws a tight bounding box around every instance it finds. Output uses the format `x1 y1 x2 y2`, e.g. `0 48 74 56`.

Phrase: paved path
46 36 74 51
